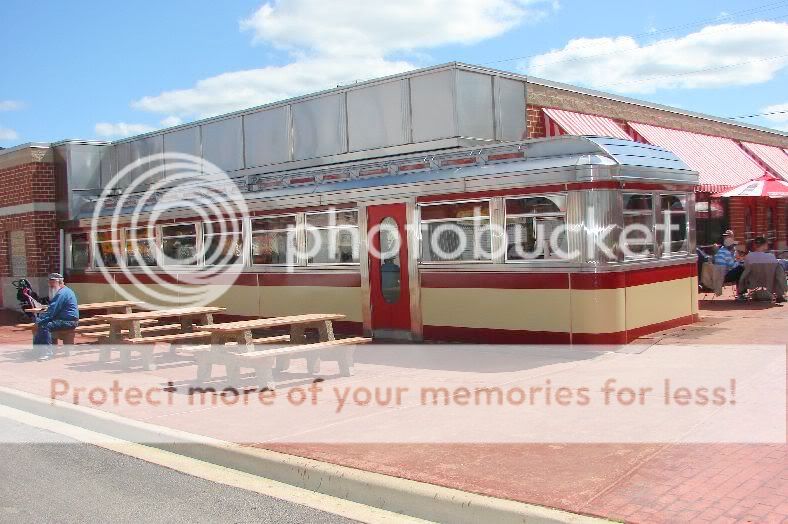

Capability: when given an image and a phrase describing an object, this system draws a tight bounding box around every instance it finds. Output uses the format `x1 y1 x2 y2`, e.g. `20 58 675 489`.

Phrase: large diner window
621 193 655 259
93 230 122 268
203 220 244 266
505 194 568 261
68 233 91 269
251 215 298 265
125 227 157 266
160 223 199 265
659 194 688 255
305 209 360 265
419 200 492 262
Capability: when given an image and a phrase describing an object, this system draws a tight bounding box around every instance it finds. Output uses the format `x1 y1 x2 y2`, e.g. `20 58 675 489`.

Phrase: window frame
417 198 494 264
67 232 92 270
249 213 301 267
201 219 245 267
621 192 657 260
92 229 123 269
158 221 202 268
503 193 569 263
123 226 159 268
303 208 361 267
657 192 690 257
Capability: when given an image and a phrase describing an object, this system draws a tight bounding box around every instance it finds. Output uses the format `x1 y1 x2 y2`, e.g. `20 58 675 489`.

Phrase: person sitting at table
738 237 787 303
713 230 745 296
32 273 79 361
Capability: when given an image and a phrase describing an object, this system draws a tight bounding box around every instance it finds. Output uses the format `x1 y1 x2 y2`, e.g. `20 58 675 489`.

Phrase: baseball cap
48 273 64 280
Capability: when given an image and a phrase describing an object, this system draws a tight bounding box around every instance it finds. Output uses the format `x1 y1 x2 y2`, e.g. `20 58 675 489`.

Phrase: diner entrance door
366 203 412 338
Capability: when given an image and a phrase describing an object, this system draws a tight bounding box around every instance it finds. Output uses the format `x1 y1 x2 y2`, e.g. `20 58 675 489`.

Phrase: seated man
33 273 79 361
739 237 787 303
713 230 745 298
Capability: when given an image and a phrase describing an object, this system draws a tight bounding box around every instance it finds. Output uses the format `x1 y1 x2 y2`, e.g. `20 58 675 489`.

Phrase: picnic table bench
190 314 370 388
226 337 371 390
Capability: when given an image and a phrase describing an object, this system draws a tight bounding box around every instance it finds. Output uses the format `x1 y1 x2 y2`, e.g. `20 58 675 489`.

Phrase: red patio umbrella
716 173 788 198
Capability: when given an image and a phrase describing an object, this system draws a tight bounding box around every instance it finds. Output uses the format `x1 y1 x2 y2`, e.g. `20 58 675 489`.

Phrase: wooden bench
111 330 215 370
180 335 292 380
81 322 180 341
214 337 371 390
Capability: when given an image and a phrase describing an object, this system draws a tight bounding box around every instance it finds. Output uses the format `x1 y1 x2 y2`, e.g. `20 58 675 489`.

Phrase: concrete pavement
0 416 355 524
0 296 785 523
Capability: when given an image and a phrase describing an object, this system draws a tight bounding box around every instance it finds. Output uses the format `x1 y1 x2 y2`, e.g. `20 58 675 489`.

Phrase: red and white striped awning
543 108 632 140
740 141 788 181
628 122 765 193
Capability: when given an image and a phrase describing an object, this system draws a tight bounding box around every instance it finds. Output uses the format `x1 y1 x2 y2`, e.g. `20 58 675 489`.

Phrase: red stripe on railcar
420 272 569 289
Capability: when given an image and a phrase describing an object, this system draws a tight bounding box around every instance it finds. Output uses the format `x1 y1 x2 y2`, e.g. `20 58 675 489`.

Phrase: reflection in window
203 221 243 265
379 217 401 304
505 195 567 261
251 215 297 265
659 194 688 255
94 231 121 268
161 224 199 265
622 193 654 258
125 227 157 266
69 233 90 269
420 201 492 262
306 210 359 264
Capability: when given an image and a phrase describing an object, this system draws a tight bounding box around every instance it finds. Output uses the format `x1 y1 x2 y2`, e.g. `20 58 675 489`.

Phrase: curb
0 385 608 524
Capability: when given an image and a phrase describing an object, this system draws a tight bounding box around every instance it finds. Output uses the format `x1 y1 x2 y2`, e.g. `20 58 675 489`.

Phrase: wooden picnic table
25 300 140 315
200 313 344 349
194 313 350 386
95 306 226 344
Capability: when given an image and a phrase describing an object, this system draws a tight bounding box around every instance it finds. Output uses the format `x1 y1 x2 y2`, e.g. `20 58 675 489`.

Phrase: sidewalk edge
0 385 609 524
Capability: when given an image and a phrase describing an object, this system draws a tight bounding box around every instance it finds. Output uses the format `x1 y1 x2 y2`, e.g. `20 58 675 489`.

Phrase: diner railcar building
1 63 787 343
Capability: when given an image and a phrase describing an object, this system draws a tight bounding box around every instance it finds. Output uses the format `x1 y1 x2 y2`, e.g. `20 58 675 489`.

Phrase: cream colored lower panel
570 288 626 334
626 277 694 330
421 288 571 332
68 283 118 304
259 286 363 323
191 285 261 317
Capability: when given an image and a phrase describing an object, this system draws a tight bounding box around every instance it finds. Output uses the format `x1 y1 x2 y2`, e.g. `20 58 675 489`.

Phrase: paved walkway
0 296 785 524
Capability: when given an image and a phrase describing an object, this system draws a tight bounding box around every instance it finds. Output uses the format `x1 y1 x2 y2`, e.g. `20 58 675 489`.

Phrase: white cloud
0 100 24 112
94 122 157 138
132 0 553 119
240 0 545 56
526 21 788 94
159 116 183 127
0 126 19 140
762 102 788 123
760 102 788 131
133 55 414 118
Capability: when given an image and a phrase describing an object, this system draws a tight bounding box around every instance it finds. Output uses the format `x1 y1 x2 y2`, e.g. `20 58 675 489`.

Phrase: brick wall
0 147 60 307
525 104 546 139
726 198 788 249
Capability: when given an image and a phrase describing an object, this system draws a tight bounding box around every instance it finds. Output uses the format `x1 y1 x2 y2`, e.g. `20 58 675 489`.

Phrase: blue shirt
713 246 740 270
38 286 79 324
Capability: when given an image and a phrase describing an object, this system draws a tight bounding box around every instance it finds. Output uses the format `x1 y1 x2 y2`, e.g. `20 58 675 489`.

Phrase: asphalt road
0 417 356 524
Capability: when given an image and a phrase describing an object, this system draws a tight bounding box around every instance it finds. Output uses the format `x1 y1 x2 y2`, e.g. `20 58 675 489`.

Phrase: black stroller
11 279 48 320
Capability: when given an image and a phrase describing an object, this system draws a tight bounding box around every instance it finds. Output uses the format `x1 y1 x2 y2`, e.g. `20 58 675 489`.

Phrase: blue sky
1 0 787 146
